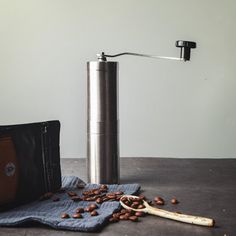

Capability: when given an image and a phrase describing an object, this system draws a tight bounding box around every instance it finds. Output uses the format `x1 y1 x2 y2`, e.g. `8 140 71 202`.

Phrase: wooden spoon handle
146 206 214 227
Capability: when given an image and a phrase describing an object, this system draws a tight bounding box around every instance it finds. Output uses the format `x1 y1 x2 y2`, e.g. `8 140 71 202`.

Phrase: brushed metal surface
87 61 119 184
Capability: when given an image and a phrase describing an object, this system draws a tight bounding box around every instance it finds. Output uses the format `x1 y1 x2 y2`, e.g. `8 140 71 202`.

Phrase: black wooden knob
175 40 197 61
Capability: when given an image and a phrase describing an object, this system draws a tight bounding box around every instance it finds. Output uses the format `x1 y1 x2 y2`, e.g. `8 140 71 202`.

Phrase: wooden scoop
120 195 214 227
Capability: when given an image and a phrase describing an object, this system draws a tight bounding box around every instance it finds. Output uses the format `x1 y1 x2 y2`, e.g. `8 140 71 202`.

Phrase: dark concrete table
0 158 235 236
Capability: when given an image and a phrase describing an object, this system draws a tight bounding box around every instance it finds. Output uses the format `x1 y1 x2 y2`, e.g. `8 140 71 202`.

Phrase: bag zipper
41 122 51 192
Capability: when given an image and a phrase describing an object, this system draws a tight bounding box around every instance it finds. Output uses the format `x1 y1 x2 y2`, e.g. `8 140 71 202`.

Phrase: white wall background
0 0 236 158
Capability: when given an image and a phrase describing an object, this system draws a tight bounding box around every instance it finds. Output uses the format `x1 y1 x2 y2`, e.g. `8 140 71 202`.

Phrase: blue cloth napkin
0 176 140 232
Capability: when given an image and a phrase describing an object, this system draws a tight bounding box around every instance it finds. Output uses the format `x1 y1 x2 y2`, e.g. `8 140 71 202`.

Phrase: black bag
0 120 61 209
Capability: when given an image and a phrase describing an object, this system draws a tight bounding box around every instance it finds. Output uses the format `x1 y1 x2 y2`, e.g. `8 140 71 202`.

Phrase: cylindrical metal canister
87 61 119 184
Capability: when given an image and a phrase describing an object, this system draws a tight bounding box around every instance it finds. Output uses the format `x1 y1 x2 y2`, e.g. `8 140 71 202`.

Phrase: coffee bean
89 207 95 212
125 212 131 217
129 216 138 222
112 213 120 218
126 209 135 215
154 196 164 202
85 197 93 201
107 195 116 199
96 198 103 204
100 188 108 193
82 191 90 196
156 200 165 205
91 197 99 201
136 198 143 203
52 197 60 202
93 190 101 195
72 213 82 219
137 204 145 209
107 194 116 199
71 196 82 202
154 196 165 205
121 197 128 202
84 207 91 212
131 203 139 209
138 195 146 200
102 197 110 202
130 204 138 209
61 213 70 219
116 196 121 201
124 201 131 206
76 208 84 213
109 217 119 223
100 184 108 189
77 183 85 189
171 198 179 204
120 209 127 214
90 210 98 216
135 211 145 217
115 191 124 195
67 191 77 197
133 201 140 205
39 192 54 201
119 214 128 220
89 203 98 210
128 197 135 202
89 196 98 201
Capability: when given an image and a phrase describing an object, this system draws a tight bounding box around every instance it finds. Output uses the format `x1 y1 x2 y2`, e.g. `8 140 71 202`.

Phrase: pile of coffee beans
58 185 126 220
109 207 146 223
63 186 124 204
120 196 146 209
60 203 99 219
39 184 179 224
107 196 146 223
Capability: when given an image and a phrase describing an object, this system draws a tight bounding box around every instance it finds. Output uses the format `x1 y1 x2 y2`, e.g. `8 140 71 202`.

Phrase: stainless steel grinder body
87 61 119 184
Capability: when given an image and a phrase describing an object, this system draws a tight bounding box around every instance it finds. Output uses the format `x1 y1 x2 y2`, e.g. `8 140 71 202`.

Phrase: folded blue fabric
0 176 140 232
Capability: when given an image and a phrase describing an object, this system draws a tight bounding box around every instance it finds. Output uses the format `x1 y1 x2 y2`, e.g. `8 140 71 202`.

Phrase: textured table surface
0 158 236 236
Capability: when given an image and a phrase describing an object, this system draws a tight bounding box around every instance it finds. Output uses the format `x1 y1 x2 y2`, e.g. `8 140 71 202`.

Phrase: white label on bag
5 162 16 177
